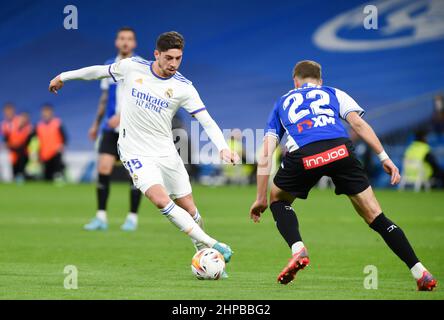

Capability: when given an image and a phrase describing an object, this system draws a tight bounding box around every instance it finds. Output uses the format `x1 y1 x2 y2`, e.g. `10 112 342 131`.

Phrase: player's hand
220 149 240 165
88 123 99 141
249 199 268 223
382 158 401 185
107 115 120 129
49 75 64 94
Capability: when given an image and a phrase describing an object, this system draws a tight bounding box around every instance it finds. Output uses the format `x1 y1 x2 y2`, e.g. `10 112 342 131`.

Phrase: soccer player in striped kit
250 60 437 291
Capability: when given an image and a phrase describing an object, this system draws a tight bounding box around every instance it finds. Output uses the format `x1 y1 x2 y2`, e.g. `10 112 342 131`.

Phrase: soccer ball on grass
191 248 225 280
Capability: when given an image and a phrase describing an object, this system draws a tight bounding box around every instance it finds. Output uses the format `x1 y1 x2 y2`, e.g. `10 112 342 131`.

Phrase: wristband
377 151 389 162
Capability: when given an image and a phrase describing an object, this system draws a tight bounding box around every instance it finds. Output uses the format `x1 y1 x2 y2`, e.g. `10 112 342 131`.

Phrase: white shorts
119 150 192 199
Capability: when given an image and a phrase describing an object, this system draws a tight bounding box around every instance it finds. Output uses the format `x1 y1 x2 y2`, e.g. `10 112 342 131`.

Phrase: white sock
96 210 107 222
127 213 138 224
191 209 208 251
193 209 202 224
291 241 305 255
410 262 427 280
160 202 217 247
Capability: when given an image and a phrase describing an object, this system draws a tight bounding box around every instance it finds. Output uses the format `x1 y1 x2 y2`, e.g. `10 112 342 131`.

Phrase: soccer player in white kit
49 31 239 265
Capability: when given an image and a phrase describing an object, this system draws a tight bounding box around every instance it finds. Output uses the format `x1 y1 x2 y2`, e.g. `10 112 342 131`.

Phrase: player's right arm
346 111 401 185
336 88 401 185
250 101 284 223
250 135 278 223
49 59 130 94
49 65 111 94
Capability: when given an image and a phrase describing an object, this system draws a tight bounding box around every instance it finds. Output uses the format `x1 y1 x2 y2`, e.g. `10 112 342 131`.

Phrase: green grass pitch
0 182 443 300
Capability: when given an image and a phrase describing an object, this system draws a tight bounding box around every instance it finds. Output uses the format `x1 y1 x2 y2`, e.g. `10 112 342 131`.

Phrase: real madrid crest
165 88 174 99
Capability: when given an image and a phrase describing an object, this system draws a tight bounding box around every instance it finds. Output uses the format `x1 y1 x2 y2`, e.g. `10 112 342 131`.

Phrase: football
191 248 226 280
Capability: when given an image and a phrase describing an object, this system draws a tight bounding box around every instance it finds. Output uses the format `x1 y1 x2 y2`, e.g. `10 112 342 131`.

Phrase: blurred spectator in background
36 104 67 182
223 129 255 185
432 94 444 139
1 103 33 183
402 129 444 190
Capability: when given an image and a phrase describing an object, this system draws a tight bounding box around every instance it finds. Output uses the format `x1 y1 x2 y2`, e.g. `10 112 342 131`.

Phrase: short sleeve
182 84 206 116
108 58 132 82
265 101 285 141
335 88 365 120
100 78 109 90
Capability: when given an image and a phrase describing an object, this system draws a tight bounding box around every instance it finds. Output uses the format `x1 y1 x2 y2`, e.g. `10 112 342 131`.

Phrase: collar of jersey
150 62 174 80
301 82 320 88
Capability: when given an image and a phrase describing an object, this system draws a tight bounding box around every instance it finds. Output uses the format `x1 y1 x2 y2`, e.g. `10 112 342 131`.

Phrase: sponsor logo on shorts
302 144 349 170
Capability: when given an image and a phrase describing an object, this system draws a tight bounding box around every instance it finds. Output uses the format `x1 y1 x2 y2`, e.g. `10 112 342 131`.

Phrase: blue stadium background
1 0 444 151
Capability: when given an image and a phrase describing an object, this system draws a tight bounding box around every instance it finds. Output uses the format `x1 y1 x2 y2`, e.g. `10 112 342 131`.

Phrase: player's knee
144 188 171 209
269 186 280 203
357 201 381 224
147 194 171 209
97 155 115 174
270 185 294 204
97 161 113 174
363 205 382 224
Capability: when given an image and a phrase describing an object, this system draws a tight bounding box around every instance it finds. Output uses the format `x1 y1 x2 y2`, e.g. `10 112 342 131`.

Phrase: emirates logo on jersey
165 88 174 99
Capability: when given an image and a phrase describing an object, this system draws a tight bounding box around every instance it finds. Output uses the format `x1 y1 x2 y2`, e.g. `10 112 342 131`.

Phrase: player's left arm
346 111 401 185
250 101 283 222
193 110 240 165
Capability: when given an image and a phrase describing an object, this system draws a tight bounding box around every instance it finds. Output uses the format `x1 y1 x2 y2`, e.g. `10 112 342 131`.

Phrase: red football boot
417 271 437 291
277 247 310 285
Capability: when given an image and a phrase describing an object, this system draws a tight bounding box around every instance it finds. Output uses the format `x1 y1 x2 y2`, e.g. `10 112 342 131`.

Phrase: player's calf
370 213 438 290
269 199 310 285
349 188 437 291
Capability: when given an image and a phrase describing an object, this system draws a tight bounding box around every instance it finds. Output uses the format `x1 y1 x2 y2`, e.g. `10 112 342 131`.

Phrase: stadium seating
2 0 444 149
1 0 443 185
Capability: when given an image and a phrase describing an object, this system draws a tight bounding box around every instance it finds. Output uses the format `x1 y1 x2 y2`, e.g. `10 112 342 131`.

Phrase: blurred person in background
432 94 444 139
1 103 17 158
84 27 142 231
36 104 67 182
224 129 252 185
1 104 33 183
403 129 444 189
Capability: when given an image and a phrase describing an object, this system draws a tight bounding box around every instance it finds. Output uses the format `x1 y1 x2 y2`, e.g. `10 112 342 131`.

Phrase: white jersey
99 55 145 133
108 57 206 157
